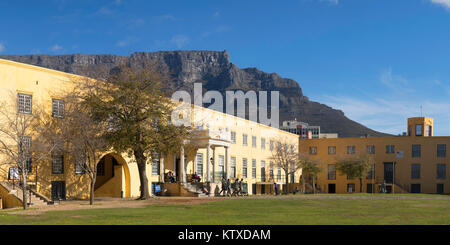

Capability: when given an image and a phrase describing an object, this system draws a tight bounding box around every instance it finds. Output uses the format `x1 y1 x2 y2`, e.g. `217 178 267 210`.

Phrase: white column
160 153 165 183
206 145 211 182
212 147 216 182
225 146 229 180
180 147 186 183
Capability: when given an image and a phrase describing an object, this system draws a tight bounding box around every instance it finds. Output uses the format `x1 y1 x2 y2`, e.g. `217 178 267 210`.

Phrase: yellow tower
407 117 434 137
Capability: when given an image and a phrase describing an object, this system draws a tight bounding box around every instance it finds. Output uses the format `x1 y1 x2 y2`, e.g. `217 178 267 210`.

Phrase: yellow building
299 117 449 194
0 58 299 208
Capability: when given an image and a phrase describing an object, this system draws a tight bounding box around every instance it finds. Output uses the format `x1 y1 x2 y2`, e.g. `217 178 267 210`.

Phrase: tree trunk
134 149 150 200
312 176 316 194
285 172 289 194
359 177 363 193
89 177 96 205
22 171 27 210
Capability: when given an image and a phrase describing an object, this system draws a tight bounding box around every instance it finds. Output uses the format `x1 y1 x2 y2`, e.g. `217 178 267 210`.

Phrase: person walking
239 179 244 196
274 182 278 196
226 179 232 197
219 177 226 196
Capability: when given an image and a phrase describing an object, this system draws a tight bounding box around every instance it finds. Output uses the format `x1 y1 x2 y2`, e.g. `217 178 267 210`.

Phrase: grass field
1 194 449 225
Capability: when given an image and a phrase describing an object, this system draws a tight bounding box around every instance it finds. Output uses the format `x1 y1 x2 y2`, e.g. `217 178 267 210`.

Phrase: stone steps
0 182 51 207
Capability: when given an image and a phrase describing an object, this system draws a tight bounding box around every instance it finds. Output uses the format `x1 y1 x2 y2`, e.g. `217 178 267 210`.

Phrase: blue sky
1 0 450 135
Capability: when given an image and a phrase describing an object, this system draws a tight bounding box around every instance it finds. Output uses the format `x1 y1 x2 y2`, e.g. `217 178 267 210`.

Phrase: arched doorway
94 153 131 198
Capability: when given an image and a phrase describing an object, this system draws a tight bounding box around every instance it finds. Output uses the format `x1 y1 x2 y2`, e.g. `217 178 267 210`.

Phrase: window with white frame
328 146 336 155
52 99 65 118
261 138 266 149
242 158 248 178
270 140 274 150
347 146 355 154
75 151 86 174
252 159 256 179
242 134 248 146
367 145 375 154
230 157 236 178
269 161 274 179
52 151 64 174
386 145 395 154
252 136 257 148
231 131 236 144
18 93 32 114
196 153 203 177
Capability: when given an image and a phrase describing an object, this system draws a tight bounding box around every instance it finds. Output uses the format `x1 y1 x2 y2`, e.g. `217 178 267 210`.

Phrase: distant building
281 119 338 139
300 117 450 194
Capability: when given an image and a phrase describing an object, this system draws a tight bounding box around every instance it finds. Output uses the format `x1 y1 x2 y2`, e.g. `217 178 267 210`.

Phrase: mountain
0 51 390 137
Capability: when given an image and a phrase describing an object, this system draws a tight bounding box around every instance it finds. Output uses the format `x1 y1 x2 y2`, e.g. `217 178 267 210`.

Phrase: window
218 155 225 178
18 136 32 173
412 144 421 158
230 157 236 178
97 158 105 176
416 124 423 136
411 164 420 179
231 131 236 144
252 159 256 179
152 152 161 176
309 146 317 155
270 140 274 150
195 153 203 176
269 161 274 179
261 160 266 181
347 184 355 193
242 158 248 178
386 145 395 154
52 99 65 118
347 146 355 154
252 136 257 148
18 93 32 114
437 164 446 179
367 145 375 154
437 144 446 158
426 125 432 136
277 167 281 181
328 146 336 155
261 138 266 149
408 125 412 136
52 151 64 174
75 152 86 174
242 134 248 146
290 145 295 154
328 164 336 180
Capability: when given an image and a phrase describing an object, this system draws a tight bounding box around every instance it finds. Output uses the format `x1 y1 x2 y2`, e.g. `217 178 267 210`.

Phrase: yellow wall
299 136 450 194
0 58 300 200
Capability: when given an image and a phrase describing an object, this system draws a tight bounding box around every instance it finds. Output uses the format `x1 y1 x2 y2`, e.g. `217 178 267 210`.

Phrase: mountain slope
0 51 390 137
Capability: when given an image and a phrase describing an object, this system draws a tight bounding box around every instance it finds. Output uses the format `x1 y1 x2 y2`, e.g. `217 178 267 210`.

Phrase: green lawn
1 195 449 225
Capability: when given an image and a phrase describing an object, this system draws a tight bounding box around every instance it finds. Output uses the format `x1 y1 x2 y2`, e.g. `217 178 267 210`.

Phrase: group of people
219 177 245 197
191 172 201 182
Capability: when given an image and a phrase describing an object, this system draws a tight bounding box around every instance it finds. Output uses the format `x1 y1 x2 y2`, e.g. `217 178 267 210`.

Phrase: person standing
274 183 278 196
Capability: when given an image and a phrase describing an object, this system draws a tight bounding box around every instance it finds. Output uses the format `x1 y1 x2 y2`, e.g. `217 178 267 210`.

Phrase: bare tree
269 137 300 194
0 93 55 209
41 88 109 205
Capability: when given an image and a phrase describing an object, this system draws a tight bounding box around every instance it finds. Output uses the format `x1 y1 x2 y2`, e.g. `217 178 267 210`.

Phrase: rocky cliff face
0 51 389 137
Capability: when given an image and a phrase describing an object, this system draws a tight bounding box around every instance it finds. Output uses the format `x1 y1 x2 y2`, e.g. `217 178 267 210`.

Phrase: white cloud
170 35 189 48
50 44 63 51
320 0 339 5
430 0 450 9
213 11 220 17
0 43 5 53
116 36 139 47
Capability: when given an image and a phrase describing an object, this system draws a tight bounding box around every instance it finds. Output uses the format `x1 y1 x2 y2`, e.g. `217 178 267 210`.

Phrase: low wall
0 184 22 209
